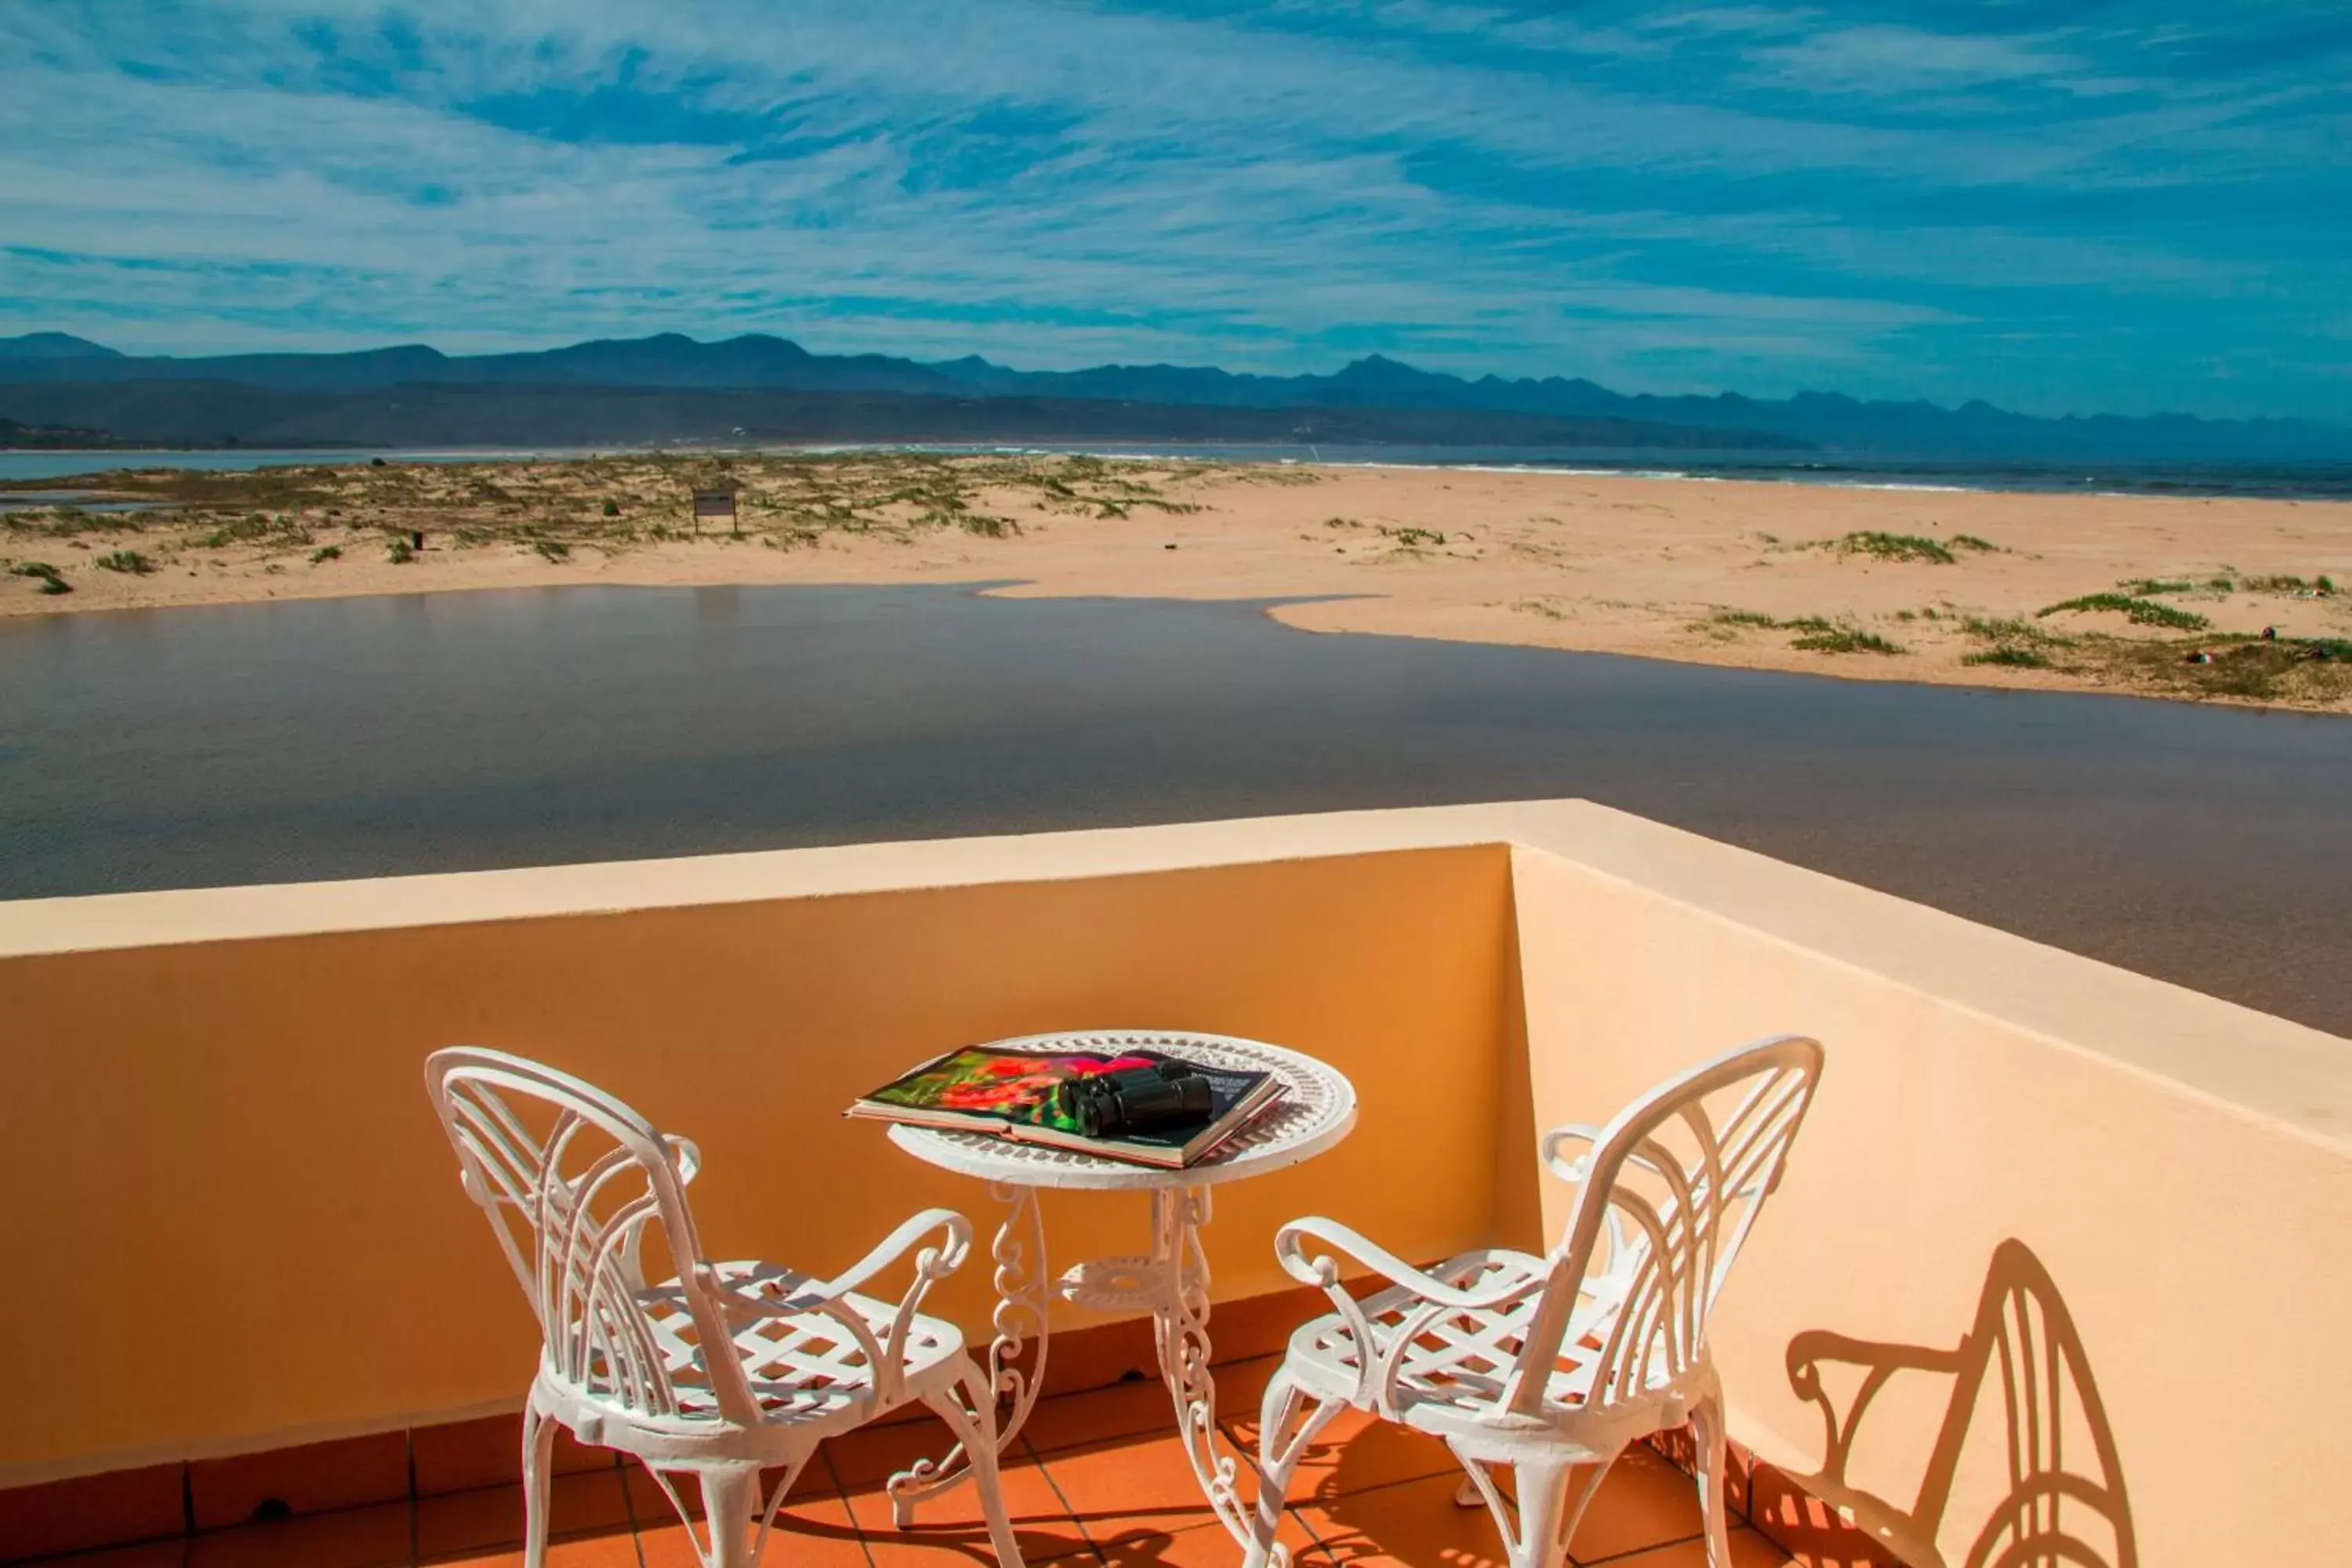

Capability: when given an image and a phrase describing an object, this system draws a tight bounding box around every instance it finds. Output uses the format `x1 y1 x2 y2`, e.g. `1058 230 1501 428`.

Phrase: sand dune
5 456 2347 710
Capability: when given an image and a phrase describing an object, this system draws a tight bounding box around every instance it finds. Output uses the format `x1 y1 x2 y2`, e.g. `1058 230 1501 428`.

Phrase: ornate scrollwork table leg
887 1180 1049 1524
1151 1185 1261 1551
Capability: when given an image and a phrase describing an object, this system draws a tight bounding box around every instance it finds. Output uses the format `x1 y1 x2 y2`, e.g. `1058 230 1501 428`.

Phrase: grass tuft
96 549 156 575
1791 627 1906 655
1963 615 2074 647
2037 593 2207 630
1962 646 2053 669
1831 532 1956 564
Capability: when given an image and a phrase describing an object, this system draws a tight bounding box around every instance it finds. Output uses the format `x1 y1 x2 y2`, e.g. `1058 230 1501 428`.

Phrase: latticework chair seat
1283 1247 1651 1439
640 1259 967 1428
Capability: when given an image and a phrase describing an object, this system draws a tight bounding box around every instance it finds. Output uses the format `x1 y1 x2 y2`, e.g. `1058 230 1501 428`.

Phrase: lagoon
1 583 2346 1032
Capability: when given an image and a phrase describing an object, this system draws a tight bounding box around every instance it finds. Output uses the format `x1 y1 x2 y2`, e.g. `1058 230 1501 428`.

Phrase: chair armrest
817 1207 974 1300
665 1134 701 1186
697 1208 972 1410
1276 1217 1551 1417
834 1207 972 1408
1276 1218 1538 1311
699 1208 973 1317
1540 1123 1606 1184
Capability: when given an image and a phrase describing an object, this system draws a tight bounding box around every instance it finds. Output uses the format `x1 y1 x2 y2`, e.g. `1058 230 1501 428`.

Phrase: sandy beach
5 453 2348 710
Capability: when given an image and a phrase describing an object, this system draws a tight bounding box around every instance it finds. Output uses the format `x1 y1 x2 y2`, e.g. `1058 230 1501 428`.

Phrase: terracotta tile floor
17 1358 1799 1568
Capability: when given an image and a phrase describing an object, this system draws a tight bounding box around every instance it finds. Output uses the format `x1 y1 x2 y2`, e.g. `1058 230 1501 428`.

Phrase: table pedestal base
891 1184 1265 1553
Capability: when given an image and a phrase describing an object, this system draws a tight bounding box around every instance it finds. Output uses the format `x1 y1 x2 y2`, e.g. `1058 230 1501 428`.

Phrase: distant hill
0 379 1797 451
0 332 123 361
4 330 2346 460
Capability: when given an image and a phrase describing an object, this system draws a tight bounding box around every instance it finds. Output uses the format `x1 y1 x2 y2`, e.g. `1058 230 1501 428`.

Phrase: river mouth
2 582 2347 1033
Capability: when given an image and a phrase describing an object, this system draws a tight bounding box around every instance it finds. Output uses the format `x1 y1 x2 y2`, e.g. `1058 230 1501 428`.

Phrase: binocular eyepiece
1056 1059 1215 1139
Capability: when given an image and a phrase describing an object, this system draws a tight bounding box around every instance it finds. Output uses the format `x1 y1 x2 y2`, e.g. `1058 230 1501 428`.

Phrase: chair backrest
1506 1034 1824 1417
424 1047 755 1426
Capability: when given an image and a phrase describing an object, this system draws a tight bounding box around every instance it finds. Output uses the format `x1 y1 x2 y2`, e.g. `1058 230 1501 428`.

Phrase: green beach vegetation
1789 626 1906 655
2038 592 2209 630
1955 611 2349 702
1704 607 1900 655
8 560 71 594
1820 531 2000 565
0 451 1228 571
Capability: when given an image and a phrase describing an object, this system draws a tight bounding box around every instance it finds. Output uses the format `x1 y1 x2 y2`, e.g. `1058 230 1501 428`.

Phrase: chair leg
1450 1446 1617 1568
633 1460 788 1568
520 1398 558 1568
1691 1392 1735 1568
1511 1455 1614 1568
1247 1369 1343 1568
699 1463 765 1568
924 1360 1028 1568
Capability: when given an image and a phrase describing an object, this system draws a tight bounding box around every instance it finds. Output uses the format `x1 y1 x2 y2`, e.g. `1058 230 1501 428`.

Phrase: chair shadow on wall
1781 1238 2136 1568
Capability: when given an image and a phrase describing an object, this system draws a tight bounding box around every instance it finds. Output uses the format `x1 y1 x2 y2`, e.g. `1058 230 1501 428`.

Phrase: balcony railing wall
4 800 2346 1567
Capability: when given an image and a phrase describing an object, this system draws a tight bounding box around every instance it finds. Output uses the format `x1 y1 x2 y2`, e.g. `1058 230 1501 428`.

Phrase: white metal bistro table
881 1029 1357 1551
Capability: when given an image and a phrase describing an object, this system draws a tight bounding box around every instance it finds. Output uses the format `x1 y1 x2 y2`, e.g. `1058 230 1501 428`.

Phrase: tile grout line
1568 1522 1714 1567
1591 1523 1778 1568
815 1445 880 1568
1019 1434 1110 1568
612 1450 650 1568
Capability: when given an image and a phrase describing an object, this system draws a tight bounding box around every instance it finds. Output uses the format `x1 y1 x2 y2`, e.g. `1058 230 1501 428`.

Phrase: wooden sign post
691 487 738 538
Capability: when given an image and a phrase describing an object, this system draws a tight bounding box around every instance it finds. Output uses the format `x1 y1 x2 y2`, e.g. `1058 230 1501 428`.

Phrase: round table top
885 1029 1357 1192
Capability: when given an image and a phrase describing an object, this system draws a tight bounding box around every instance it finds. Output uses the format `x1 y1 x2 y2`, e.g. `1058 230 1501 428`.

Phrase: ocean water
2 584 2347 1034
5 445 2351 500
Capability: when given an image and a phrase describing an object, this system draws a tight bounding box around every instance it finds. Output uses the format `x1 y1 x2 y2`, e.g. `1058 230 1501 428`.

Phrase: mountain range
0 378 1784 452
4 330 2346 460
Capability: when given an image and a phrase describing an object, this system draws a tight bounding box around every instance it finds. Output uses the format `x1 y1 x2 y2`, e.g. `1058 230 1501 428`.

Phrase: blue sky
2 2 2348 421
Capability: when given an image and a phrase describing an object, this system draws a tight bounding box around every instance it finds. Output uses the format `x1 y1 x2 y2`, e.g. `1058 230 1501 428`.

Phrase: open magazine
847 1044 1284 1168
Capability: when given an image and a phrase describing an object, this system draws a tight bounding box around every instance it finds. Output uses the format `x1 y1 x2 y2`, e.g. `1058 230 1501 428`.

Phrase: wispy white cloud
1739 24 2138 99
0 0 2346 418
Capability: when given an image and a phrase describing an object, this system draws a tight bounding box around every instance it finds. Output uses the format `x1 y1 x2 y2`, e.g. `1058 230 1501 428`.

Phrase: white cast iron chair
425 1047 1028 1568
1249 1034 1824 1568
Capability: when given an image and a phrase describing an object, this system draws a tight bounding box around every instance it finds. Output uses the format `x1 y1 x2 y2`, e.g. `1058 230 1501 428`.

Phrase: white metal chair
1249 1033 1824 1568
424 1047 1028 1568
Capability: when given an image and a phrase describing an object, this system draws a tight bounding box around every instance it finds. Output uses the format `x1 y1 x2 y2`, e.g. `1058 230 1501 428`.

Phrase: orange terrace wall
2 800 2347 1568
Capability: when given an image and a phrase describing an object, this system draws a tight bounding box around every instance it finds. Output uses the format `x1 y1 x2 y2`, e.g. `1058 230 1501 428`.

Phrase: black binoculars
1056 1059 1214 1139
